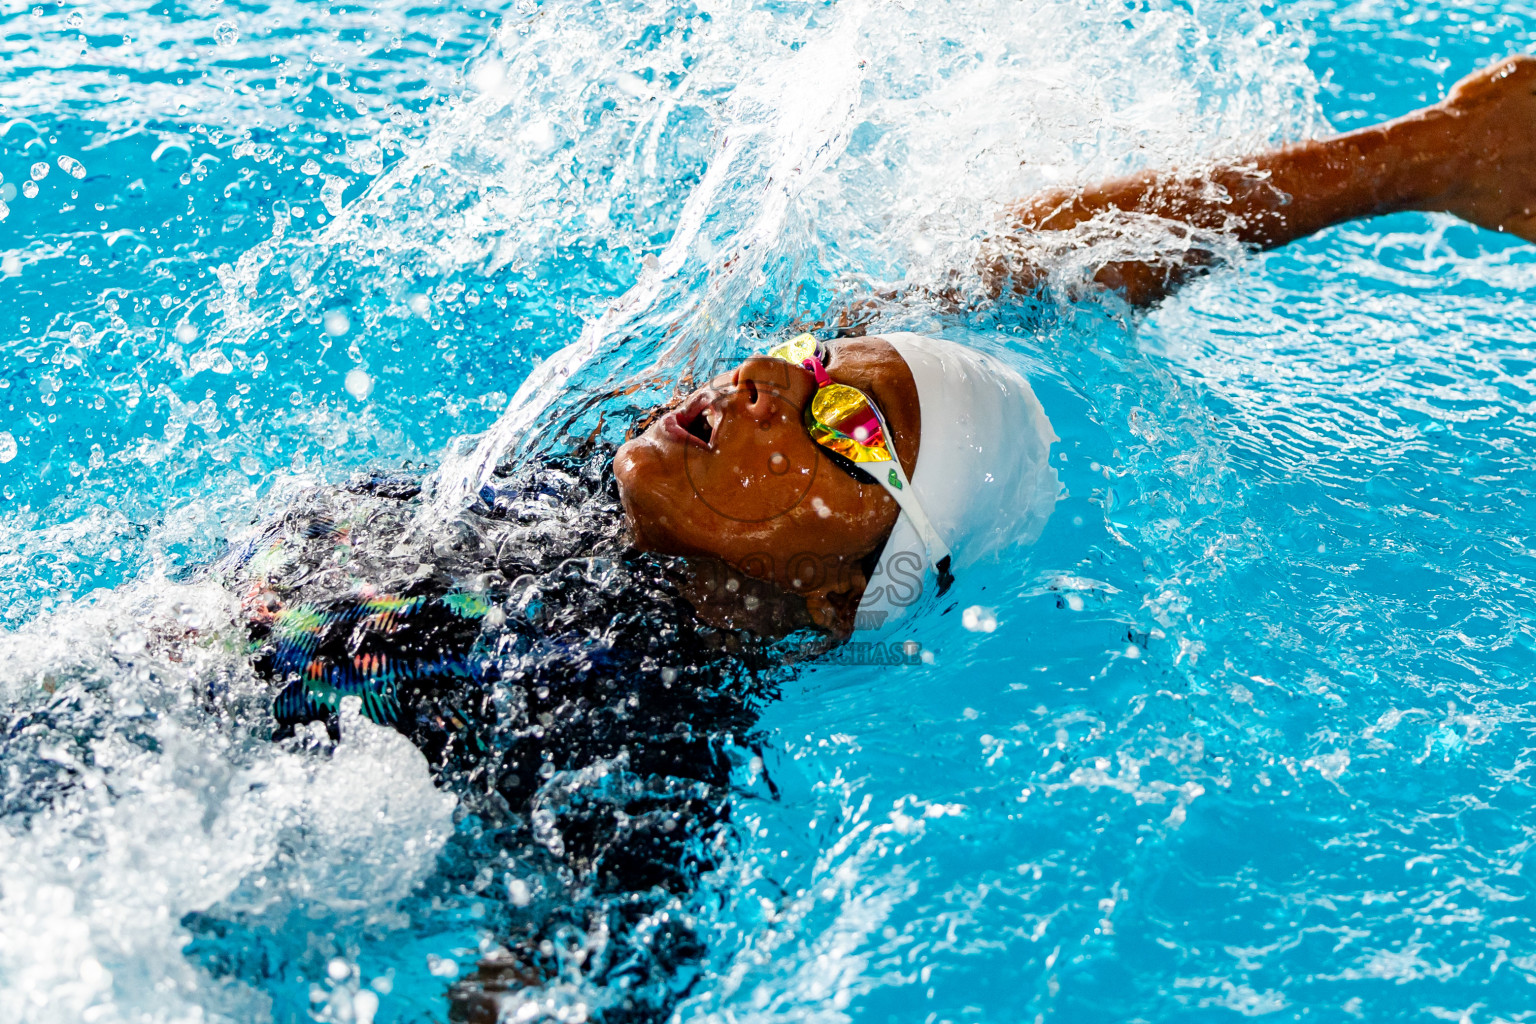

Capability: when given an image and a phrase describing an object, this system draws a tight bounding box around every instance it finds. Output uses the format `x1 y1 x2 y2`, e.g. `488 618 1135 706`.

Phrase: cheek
801 469 900 538
689 427 821 523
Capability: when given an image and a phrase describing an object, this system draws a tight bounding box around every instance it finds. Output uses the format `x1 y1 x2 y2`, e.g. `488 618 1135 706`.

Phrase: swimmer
216 55 1536 1022
614 56 1536 634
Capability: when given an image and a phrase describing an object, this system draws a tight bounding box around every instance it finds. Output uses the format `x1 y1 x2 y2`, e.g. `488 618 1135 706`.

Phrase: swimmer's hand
983 55 1536 308
1427 56 1536 242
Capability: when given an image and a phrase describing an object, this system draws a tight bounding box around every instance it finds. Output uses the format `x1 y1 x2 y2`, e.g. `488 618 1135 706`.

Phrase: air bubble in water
22 181 38 198
214 21 237 47
344 368 373 401
57 155 86 179
0 433 15 463
962 606 998 633
29 162 48 181
301 158 320 175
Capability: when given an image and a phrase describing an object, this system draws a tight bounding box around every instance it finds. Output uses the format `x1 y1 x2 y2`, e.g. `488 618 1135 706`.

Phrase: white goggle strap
862 406 954 595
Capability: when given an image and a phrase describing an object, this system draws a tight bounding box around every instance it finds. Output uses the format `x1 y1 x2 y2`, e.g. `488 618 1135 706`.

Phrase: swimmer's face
615 338 920 612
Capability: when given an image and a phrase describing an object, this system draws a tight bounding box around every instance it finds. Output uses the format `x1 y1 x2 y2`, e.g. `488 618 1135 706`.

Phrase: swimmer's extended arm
986 56 1536 307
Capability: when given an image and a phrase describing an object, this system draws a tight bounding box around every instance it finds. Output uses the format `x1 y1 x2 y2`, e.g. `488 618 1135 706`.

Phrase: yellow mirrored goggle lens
807 384 892 464
766 332 819 365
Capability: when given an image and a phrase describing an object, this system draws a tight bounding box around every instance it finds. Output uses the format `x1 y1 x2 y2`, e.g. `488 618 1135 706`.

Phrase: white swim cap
855 333 1059 630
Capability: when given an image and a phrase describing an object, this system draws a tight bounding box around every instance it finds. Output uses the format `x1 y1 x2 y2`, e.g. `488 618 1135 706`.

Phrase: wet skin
987 56 1536 305
618 55 1536 633
614 337 920 633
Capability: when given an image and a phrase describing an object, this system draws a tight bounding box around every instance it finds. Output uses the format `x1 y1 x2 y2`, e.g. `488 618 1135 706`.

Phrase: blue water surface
4 0 1536 1021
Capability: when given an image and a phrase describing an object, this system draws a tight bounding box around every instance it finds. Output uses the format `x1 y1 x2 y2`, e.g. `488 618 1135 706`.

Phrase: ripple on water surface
5 0 1536 1022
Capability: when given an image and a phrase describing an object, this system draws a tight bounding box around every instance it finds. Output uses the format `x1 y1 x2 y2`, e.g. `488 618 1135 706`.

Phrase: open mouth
662 391 717 450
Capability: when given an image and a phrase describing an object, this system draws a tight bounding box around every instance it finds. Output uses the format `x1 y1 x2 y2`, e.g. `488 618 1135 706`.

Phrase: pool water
4 0 1536 1021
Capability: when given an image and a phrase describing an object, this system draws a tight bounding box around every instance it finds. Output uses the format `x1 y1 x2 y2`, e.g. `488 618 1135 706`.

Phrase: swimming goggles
766 333 953 588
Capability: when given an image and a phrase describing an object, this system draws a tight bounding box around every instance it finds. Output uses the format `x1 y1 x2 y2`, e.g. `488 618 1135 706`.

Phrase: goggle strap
844 381 953 577
770 333 956 593
878 456 953 579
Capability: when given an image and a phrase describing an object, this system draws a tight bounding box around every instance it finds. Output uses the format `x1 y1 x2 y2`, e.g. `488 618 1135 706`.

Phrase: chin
614 442 683 554
614 436 665 499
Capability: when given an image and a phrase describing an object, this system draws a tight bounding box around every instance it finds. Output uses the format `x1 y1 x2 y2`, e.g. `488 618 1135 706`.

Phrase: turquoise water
4 0 1536 1021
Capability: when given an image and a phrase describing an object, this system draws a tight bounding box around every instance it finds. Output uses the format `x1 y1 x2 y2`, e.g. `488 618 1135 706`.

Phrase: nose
733 355 812 424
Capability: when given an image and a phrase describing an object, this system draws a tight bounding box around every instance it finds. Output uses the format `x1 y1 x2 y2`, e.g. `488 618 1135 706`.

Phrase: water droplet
320 174 350 215
0 200 7 222
21 181 38 199
68 322 95 346
57 155 85 179
65 11 82 28
214 20 238 47
324 309 350 336
344 368 373 401
239 455 261 475
345 138 383 176
426 955 459 978
29 162 48 181
1 254 20 275
0 433 15 463
301 158 321 175
768 452 788 474
175 323 198 344
353 990 379 1024
291 205 305 219
962 605 998 633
